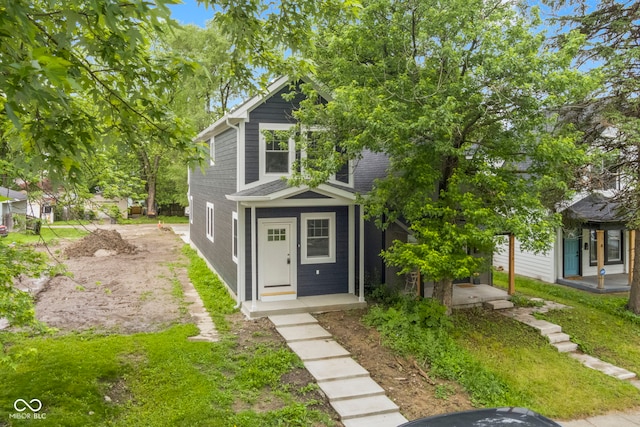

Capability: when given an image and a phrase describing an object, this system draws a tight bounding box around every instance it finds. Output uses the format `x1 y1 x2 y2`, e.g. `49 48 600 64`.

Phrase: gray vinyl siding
244 205 349 300
244 86 307 184
190 127 238 293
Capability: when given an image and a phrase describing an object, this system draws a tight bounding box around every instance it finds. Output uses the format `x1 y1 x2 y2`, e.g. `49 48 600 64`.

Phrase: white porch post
251 205 257 310
348 205 355 294
359 208 365 302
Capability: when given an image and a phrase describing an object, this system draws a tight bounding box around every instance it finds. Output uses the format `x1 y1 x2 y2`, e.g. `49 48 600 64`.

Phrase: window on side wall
232 211 238 263
301 212 335 264
206 202 214 242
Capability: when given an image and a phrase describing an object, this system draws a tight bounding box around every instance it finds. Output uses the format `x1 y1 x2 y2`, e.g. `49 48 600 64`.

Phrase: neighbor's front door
258 218 297 301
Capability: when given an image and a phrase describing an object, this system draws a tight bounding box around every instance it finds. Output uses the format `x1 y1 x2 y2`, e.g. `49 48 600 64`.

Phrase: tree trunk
629 228 640 314
432 278 454 315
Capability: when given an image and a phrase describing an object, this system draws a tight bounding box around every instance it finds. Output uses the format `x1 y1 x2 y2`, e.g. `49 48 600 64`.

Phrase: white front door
258 218 297 301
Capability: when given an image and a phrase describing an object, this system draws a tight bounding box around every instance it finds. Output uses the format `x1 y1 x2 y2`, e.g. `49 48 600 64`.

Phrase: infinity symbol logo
13 399 42 412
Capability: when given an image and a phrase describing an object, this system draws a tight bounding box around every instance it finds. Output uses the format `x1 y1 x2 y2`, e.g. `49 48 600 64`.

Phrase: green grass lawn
493 271 640 378
365 276 640 420
4 227 89 245
0 245 334 427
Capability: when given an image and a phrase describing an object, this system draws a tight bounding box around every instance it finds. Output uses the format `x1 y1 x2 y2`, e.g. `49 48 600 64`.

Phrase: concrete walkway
270 313 408 427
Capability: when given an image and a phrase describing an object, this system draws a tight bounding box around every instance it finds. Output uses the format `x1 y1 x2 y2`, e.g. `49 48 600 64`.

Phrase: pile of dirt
64 229 138 258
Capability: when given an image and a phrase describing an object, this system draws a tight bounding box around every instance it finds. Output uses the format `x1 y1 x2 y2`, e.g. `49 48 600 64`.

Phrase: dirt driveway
35 224 191 333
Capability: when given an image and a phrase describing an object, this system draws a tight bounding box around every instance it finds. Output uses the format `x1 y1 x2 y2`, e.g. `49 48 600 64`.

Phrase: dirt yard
35 224 191 333
32 224 472 422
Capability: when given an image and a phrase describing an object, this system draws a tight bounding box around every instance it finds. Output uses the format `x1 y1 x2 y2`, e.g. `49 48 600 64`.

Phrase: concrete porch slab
342 412 409 427
242 293 367 319
318 376 385 401
287 339 351 361
276 324 332 342
424 284 510 308
304 357 370 382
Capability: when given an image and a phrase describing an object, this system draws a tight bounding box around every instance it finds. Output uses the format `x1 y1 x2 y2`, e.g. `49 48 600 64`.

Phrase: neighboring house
494 172 631 289
0 186 28 230
188 76 400 317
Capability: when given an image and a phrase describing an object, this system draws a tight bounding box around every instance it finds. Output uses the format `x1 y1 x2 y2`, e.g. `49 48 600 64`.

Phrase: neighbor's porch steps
270 313 408 427
488 298 638 386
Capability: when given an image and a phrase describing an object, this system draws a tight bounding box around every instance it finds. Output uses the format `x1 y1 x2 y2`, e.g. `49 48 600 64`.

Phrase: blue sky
168 0 214 27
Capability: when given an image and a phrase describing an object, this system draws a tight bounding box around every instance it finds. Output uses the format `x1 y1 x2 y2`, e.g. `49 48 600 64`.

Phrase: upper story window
259 123 295 180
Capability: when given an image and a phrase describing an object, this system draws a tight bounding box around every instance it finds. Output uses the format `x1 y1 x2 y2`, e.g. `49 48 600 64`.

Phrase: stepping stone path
270 313 408 427
184 286 219 342
491 298 638 388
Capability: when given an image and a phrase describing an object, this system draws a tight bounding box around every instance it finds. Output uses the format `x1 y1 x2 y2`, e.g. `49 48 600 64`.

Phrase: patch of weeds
435 383 455 400
75 285 86 291
510 294 544 308
138 291 153 302
104 288 112 295
252 331 270 338
298 383 319 395
95 281 102 287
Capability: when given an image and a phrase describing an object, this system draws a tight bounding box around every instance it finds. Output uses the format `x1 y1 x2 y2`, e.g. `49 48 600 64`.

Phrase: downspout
226 118 244 310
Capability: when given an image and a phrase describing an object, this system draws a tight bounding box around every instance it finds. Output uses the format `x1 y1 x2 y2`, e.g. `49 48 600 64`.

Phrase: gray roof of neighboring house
353 150 389 193
565 193 624 223
0 186 26 201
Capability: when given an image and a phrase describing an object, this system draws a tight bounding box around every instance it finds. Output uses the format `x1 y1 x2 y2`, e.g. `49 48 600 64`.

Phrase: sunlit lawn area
4 227 89 245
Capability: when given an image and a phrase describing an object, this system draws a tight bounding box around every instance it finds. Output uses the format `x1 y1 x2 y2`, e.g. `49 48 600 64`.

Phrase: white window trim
209 136 215 166
206 202 214 242
259 123 295 181
232 211 238 264
301 212 336 264
189 195 193 224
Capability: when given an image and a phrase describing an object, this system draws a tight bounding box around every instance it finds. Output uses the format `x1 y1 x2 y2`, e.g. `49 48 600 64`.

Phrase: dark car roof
399 407 561 427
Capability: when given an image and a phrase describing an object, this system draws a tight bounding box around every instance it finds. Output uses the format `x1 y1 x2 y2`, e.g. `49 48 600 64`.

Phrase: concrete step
331 395 400 420
342 412 409 427
484 300 514 310
546 332 572 344
288 339 350 361
269 313 318 327
570 353 637 380
276 324 332 342
553 341 578 353
519 317 562 336
318 376 386 401
304 357 370 382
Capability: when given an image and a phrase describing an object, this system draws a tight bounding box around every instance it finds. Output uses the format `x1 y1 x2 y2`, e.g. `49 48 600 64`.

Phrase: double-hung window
206 202 214 242
209 137 215 166
589 229 623 265
301 213 335 264
259 124 294 179
232 211 238 263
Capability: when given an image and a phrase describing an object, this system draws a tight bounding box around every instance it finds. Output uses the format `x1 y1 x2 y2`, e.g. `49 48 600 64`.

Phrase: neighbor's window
301 213 335 264
206 202 214 242
589 229 623 265
232 211 238 263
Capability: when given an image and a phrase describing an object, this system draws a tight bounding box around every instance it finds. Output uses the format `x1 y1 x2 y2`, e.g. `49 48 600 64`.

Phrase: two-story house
188 76 401 317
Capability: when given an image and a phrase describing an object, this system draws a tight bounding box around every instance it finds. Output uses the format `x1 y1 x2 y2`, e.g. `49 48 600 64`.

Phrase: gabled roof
196 76 330 142
0 186 26 202
565 193 624 223
226 179 356 202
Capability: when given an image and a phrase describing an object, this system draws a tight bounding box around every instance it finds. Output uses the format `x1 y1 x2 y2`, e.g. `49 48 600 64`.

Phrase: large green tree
292 0 594 310
547 0 640 313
